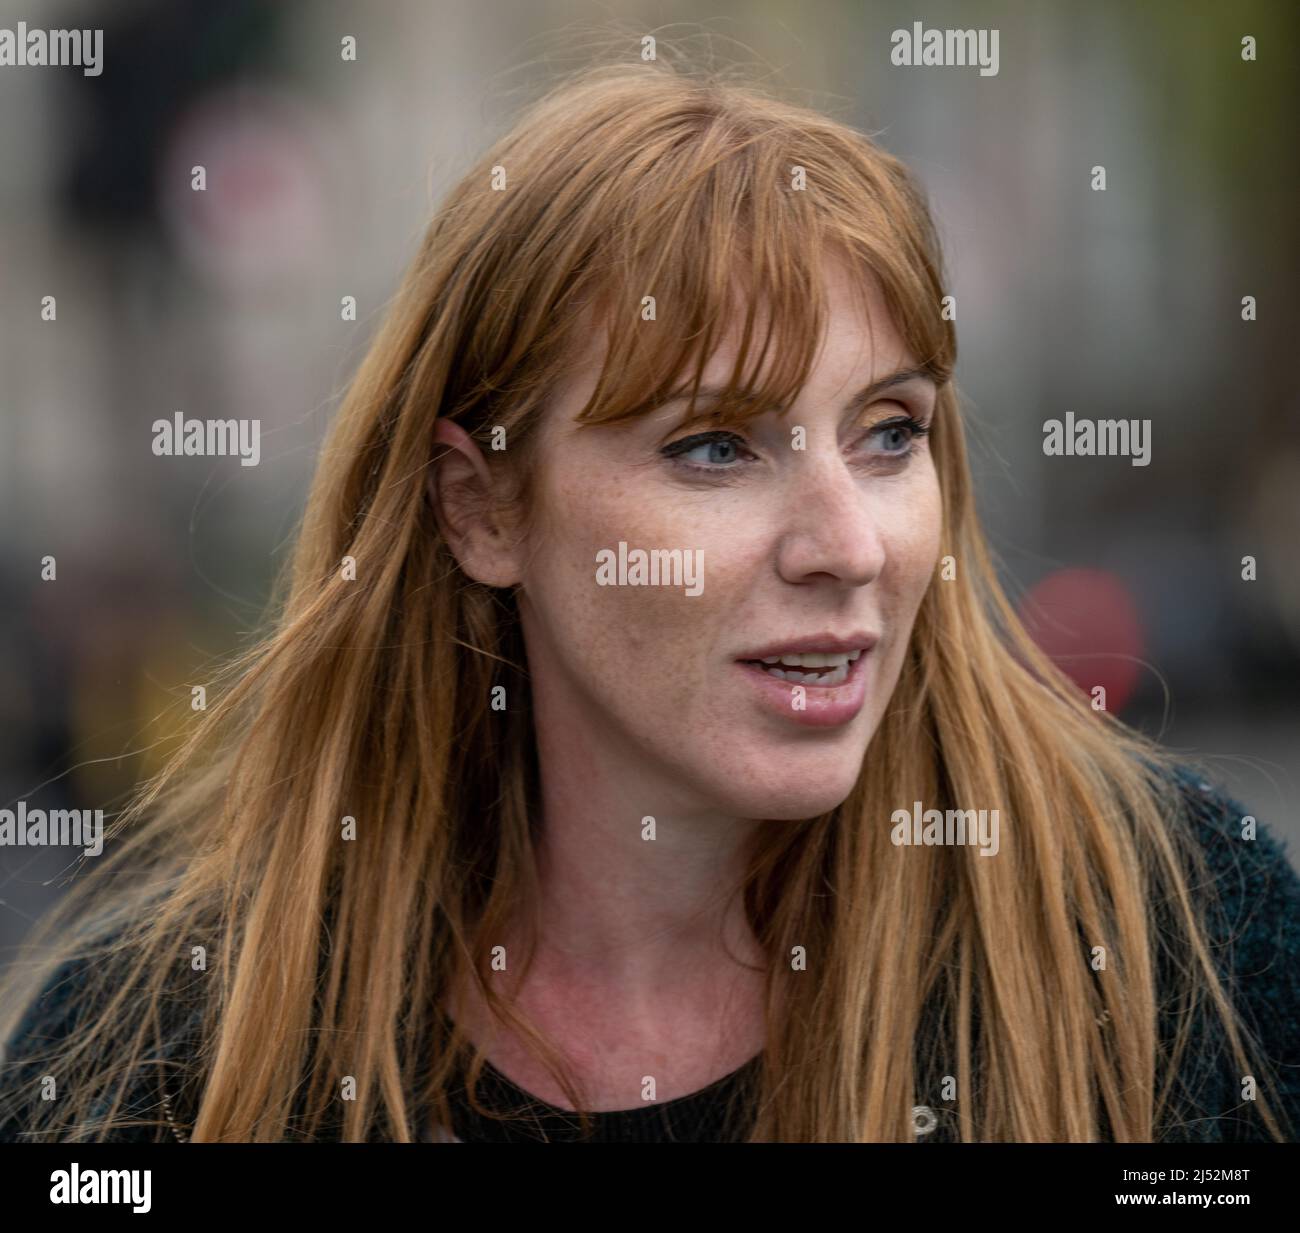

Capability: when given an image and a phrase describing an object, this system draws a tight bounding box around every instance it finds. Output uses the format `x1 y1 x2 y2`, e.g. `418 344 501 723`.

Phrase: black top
438 1053 762 1143
3 763 1299 1142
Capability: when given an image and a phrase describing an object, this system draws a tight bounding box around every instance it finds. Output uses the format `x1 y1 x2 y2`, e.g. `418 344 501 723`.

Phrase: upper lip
735 632 880 661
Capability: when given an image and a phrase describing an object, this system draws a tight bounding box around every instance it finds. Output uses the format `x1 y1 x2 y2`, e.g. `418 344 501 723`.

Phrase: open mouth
737 649 864 687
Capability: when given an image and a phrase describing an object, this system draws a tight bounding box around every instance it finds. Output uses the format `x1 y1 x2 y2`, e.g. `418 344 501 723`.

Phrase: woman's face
514 260 942 821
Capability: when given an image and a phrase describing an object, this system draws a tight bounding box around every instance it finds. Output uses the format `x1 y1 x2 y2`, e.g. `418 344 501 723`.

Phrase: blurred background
2 0 1298 966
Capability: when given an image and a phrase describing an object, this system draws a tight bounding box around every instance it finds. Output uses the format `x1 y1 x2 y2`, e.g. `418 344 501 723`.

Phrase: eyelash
659 414 932 476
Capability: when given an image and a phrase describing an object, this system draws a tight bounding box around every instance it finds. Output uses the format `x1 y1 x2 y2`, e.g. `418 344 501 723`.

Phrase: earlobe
428 419 522 587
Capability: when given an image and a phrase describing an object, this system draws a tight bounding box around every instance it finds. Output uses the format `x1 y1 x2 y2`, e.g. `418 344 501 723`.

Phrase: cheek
520 462 723 690
878 465 943 622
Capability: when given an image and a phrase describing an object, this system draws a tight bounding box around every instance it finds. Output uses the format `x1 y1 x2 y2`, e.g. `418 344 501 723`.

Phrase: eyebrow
660 366 937 418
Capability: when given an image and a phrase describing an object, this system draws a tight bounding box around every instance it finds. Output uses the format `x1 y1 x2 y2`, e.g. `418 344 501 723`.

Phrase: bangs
549 101 956 434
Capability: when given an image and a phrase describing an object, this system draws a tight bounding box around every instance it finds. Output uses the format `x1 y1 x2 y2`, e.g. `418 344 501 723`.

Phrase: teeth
765 662 851 686
759 650 862 668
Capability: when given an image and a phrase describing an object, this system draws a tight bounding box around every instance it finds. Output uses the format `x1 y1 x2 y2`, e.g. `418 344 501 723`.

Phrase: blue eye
660 430 750 469
660 416 931 477
870 418 927 454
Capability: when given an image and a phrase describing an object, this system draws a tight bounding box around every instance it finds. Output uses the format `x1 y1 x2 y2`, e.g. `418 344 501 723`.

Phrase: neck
516 670 767 1007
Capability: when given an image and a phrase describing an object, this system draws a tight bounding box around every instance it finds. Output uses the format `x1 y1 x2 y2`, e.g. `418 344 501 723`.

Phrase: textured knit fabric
438 1053 761 1143
2 763 1298 1143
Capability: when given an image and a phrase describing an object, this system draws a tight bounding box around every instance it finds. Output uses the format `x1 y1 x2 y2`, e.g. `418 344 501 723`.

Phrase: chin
713 768 863 822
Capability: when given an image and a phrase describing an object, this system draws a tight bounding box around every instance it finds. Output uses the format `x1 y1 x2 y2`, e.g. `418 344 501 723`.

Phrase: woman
2 59 1297 1144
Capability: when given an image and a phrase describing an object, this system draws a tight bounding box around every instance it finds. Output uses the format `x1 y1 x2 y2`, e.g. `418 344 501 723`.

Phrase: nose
774 454 886 587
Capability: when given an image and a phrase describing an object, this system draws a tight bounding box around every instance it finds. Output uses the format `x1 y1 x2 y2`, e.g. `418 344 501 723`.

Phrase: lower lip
734 652 871 728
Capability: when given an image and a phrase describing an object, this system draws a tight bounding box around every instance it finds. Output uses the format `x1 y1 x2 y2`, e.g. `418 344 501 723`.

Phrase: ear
427 419 523 587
